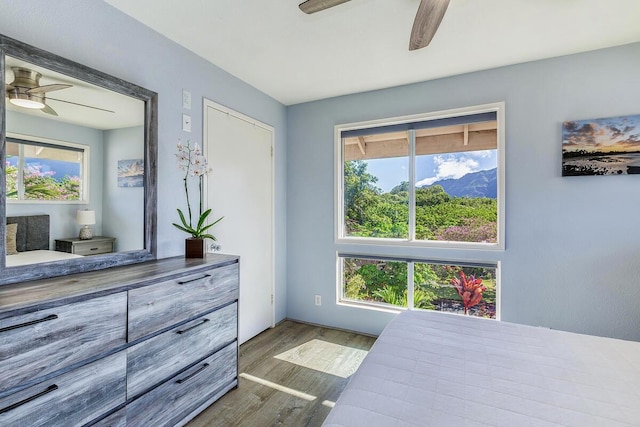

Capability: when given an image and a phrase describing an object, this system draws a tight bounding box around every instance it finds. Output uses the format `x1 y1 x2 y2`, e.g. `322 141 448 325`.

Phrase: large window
5 136 88 202
336 103 504 249
341 255 498 319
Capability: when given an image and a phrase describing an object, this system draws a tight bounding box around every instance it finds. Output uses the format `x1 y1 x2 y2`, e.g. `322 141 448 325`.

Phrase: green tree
343 161 497 243
415 185 450 207
5 161 80 200
344 160 381 229
344 260 439 309
345 274 365 299
5 162 18 199
390 181 409 194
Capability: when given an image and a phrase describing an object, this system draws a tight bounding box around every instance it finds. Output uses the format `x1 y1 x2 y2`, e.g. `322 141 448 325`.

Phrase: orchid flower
172 140 223 239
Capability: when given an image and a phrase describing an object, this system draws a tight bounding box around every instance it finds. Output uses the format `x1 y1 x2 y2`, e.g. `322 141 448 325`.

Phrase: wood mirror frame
0 33 157 285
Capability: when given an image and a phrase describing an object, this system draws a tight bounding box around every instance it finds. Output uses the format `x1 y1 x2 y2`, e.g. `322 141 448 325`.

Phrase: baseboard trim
282 317 379 339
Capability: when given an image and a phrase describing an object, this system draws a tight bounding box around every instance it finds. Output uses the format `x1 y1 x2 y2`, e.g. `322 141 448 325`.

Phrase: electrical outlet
182 114 191 132
314 295 321 306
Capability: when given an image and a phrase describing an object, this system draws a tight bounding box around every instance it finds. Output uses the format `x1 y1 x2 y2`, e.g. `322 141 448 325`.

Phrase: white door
204 100 274 344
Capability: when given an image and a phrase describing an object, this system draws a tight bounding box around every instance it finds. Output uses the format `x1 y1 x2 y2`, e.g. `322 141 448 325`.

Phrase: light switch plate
182 90 191 109
182 114 192 132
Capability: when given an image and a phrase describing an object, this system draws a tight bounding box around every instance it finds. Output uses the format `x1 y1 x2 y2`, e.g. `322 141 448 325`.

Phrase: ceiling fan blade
299 0 351 14
26 84 73 94
46 96 115 113
41 103 59 116
409 0 450 51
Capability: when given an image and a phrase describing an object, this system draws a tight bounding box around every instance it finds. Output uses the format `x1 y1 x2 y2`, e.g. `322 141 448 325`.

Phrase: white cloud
415 176 439 186
415 155 479 187
467 150 492 159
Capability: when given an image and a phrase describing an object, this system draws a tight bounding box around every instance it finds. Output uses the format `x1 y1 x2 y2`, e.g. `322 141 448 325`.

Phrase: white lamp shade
76 210 96 225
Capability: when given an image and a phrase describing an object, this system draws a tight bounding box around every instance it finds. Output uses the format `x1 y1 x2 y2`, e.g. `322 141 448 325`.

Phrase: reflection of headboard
6 215 50 252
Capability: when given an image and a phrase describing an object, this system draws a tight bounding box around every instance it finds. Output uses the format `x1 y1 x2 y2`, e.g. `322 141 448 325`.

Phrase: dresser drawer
72 240 113 256
128 263 239 341
0 293 127 395
0 351 126 427
91 407 126 427
126 343 237 427
127 302 237 398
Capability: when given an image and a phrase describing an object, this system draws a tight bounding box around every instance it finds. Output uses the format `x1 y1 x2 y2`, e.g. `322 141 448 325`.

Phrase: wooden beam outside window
344 121 497 161
357 136 366 155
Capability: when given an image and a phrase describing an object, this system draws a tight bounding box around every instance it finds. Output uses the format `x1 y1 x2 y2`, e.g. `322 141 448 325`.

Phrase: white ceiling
5 56 143 130
104 0 640 106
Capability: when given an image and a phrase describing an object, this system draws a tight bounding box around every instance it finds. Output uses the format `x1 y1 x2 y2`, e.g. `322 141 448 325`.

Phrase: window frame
336 253 501 320
6 132 90 204
334 102 506 250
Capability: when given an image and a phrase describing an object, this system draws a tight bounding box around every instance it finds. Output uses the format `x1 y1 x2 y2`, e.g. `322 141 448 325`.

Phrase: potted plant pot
185 237 204 258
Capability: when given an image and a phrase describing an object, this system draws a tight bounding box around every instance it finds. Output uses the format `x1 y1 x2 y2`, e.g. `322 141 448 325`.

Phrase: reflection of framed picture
562 114 640 176
118 159 144 187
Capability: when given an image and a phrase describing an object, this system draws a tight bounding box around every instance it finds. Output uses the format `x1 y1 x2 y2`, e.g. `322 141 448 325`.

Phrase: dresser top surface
0 254 239 316
55 236 116 243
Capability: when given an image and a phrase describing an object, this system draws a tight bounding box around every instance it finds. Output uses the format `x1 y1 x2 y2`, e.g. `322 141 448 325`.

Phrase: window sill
337 299 405 314
336 236 504 251
338 299 501 321
7 199 89 205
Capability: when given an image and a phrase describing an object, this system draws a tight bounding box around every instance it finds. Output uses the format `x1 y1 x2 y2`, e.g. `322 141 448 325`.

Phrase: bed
6 215 83 267
323 310 640 427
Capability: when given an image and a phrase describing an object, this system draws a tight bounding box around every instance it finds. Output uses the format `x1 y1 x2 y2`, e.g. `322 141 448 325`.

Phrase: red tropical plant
451 271 486 315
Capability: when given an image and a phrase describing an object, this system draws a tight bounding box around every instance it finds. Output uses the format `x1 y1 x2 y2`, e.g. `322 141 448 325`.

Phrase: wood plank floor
187 320 377 427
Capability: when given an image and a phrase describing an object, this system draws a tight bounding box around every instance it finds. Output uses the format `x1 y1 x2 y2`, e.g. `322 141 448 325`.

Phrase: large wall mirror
1 33 157 285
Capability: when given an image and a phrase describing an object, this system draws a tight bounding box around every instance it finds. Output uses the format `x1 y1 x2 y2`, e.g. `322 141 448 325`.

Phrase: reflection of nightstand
55 236 116 256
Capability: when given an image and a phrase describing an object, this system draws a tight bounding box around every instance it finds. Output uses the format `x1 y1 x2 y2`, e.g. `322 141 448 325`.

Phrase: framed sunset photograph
117 158 144 187
562 114 640 176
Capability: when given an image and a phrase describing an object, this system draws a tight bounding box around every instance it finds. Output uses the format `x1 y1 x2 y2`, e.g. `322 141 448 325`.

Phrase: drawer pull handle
90 247 99 251
176 318 210 335
177 274 211 285
0 314 58 334
176 363 210 384
0 384 58 414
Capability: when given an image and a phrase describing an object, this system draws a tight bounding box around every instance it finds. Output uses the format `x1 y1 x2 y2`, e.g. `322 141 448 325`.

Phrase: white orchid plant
172 140 223 239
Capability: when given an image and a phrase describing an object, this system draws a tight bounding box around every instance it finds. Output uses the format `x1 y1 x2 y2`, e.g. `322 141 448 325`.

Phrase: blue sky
365 150 497 192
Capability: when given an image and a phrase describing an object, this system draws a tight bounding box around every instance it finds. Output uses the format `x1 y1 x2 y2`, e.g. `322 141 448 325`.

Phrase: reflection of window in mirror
6 136 89 202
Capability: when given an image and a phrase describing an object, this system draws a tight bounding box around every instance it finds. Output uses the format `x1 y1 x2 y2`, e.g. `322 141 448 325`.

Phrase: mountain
424 168 497 198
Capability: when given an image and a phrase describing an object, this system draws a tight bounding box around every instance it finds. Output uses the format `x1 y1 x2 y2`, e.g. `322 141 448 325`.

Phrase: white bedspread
323 310 640 427
6 250 83 267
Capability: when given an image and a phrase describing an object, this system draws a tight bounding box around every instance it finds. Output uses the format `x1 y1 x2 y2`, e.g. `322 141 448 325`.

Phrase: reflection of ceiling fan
299 0 450 51
5 67 114 116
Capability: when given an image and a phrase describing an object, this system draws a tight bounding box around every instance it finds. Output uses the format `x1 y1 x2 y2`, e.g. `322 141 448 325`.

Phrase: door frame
203 98 276 332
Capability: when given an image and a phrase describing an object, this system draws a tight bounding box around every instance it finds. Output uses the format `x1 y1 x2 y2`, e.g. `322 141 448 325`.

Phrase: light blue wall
103 126 144 252
0 0 288 322
287 43 640 341
5 110 104 246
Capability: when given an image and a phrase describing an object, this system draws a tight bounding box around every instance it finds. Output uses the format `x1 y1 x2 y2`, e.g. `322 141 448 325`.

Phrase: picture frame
562 114 640 176
117 159 144 187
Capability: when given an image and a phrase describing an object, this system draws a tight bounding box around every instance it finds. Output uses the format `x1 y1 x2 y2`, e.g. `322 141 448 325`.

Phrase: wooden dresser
0 254 239 427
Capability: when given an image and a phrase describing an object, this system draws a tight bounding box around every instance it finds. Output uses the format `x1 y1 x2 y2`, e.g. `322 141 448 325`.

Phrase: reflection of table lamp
77 209 95 240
